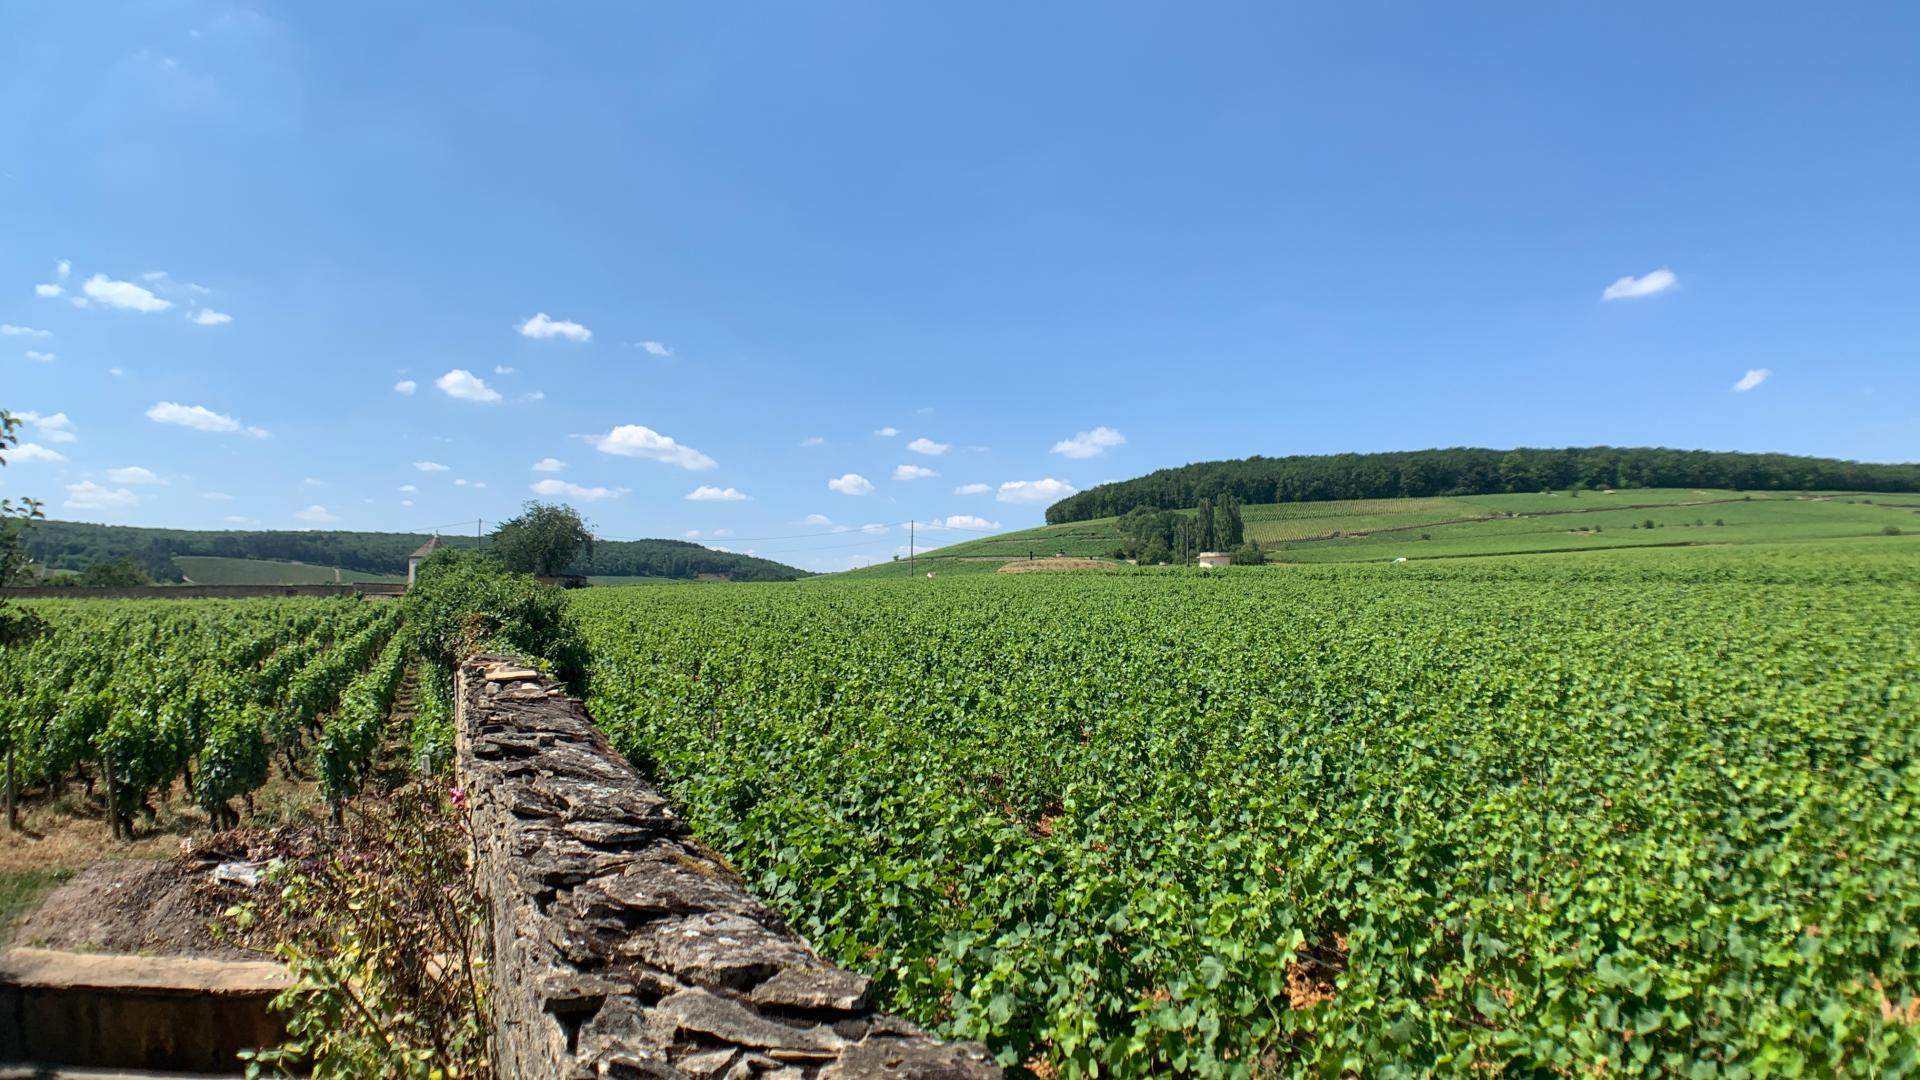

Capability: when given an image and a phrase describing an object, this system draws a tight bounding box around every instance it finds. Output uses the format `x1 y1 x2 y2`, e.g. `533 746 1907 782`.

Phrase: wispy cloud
803 513 833 526
828 473 875 496
1051 426 1125 459
894 464 939 481
11 443 66 463
588 424 717 470
518 312 592 342
874 426 898 437
295 505 338 523
997 478 1077 504
23 351 55 363
17 411 77 443
189 308 232 326
686 485 750 502
953 482 991 496
936 514 1000 530
637 341 673 357
146 401 268 437
83 274 173 312
531 478 624 502
1601 268 1678 301
435 369 502 403
1733 368 1771 393
0 324 50 338
907 437 950 456
493 365 515 375
413 461 450 472
531 457 565 473
66 480 141 511
106 466 163 485
393 379 417 395
798 436 826 448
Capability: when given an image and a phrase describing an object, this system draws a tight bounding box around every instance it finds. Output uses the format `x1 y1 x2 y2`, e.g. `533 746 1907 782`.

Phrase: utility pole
477 518 483 546
909 520 915 575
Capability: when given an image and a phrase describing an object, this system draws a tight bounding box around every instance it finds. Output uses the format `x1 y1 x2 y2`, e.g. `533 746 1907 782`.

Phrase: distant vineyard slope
1045 446 1920 523
23 520 809 583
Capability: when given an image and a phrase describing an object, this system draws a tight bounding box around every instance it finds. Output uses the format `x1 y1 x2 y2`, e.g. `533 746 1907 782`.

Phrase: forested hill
22 520 809 582
1044 447 1920 524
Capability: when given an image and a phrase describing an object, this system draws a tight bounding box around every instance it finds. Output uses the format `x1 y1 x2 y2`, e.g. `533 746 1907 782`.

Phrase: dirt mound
9 828 311 960
997 558 1119 574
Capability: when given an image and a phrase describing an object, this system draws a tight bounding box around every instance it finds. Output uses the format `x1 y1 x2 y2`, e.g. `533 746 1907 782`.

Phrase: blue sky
5 2 1917 571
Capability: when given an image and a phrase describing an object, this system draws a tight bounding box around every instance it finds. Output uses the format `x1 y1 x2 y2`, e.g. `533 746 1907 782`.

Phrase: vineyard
0 596 429 836
575 539 1920 1077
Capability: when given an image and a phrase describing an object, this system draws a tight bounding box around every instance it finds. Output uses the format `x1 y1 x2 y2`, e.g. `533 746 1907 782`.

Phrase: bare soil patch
998 558 1120 574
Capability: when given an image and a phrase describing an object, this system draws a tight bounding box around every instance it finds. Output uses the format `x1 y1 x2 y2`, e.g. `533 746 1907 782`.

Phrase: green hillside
22 520 809 583
839 489 1920 577
172 556 406 585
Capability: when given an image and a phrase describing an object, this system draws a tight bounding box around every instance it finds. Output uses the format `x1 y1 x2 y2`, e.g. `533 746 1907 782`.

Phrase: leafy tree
1 409 47 643
75 558 152 588
489 501 593 577
1230 540 1265 565
401 548 590 693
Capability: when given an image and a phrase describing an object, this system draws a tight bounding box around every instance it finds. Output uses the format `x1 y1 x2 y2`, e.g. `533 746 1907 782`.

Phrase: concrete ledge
457 654 1001 1080
0 948 286 1072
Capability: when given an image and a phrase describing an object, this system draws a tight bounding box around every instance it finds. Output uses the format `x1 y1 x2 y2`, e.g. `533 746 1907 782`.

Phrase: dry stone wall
456 654 1001 1080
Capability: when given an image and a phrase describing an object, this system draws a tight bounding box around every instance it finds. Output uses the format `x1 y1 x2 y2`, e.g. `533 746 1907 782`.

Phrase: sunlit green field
850 489 1920 575
575 539 1920 1077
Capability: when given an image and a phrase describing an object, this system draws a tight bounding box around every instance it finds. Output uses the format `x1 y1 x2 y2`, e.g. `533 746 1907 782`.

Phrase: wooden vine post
103 745 123 841
5 744 15 832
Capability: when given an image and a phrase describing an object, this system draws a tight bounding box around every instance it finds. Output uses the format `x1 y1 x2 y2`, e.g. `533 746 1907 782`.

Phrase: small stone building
1196 551 1232 568
407 535 447 587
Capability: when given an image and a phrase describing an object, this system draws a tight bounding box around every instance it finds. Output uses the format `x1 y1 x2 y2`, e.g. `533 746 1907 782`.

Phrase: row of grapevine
0 597 415 835
572 541 1920 1078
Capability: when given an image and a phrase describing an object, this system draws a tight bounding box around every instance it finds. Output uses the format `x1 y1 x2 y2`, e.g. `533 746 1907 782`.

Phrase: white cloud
400 500 414 508
874 426 898 437
803 513 833 526
1601 268 1678 301
0 324 50 337
34 284 63 298
83 274 173 312
106 466 162 485
55 260 69 280
454 478 470 487
107 367 124 377
997 478 1077 504
588 424 717 470
295 505 337 523
894 464 939 481
16 411 77 443
398 484 418 493
435 369 502 403
1051 426 1126 459
189 308 232 326
953 482 991 496
202 491 234 501
518 312 592 342
11 443 65 463
1733 368 1772 393
525 390 545 401
799 436 826 448
828 473 875 496
531 478 623 502
146 401 267 437
24 351 56 363
531 457 566 473
637 341 673 357
413 461 450 472
494 365 515 375
302 477 326 487
937 514 1000 530
907 437 950 456
860 523 888 534
686 485 750 502
393 379 417 395
65 480 140 510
